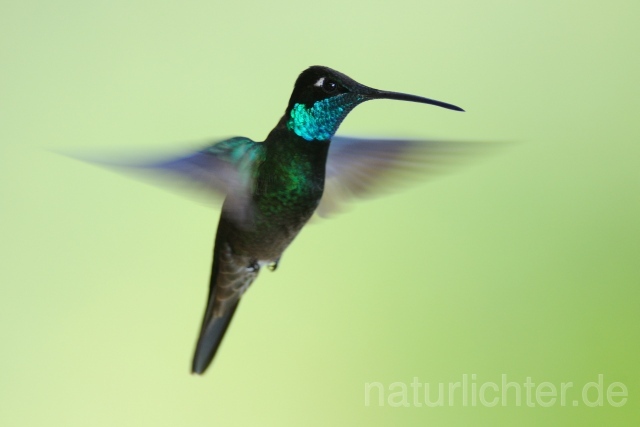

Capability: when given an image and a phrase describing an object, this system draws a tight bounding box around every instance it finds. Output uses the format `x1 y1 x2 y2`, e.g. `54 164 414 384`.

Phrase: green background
1 1 639 425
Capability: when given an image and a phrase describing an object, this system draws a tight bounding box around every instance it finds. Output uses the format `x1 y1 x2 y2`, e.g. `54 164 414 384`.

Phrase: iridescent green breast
254 137 329 224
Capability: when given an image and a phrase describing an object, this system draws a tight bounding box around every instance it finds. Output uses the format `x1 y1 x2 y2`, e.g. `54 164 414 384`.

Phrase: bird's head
284 66 463 142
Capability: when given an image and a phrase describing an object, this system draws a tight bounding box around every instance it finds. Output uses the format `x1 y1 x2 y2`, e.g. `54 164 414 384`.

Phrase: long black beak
366 88 464 112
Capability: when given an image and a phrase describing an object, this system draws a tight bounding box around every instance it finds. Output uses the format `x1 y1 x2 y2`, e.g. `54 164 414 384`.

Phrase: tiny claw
267 259 279 272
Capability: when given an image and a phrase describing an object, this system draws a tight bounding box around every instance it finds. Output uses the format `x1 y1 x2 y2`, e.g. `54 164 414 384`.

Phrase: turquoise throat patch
287 95 363 141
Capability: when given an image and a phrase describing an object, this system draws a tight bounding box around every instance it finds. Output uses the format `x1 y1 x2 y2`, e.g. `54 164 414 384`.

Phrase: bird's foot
246 261 260 273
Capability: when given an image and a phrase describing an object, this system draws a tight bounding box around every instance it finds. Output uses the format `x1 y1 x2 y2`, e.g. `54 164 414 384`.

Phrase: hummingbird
89 66 471 374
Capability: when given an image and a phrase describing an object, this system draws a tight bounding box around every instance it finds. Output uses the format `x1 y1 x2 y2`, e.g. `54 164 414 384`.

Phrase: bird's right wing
66 137 265 204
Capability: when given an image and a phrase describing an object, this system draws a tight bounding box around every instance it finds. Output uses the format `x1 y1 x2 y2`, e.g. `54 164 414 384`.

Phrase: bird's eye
322 79 338 94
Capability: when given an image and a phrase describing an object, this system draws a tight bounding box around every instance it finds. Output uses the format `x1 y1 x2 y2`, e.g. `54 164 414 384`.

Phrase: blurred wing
317 136 496 217
66 137 263 203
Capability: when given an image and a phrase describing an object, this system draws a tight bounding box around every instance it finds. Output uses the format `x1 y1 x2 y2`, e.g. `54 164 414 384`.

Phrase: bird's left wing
317 136 497 217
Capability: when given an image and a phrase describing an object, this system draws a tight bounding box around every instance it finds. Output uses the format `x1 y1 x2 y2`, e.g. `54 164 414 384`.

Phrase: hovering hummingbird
86 66 474 374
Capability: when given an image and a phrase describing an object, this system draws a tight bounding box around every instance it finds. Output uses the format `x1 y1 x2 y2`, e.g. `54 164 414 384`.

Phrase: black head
285 66 363 111
286 65 464 113
282 66 463 142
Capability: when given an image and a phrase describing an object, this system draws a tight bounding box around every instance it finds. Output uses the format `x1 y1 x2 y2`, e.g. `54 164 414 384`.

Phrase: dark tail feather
192 241 238 375
191 299 239 374
192 215 255 375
